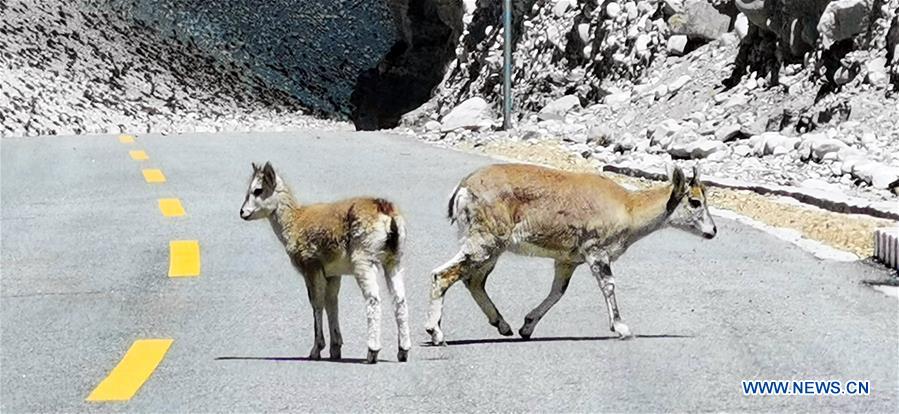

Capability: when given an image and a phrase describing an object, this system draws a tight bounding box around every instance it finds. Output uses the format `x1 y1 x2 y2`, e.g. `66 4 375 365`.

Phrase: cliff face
113 0 463 130
408 0 898 122
114 0 398 119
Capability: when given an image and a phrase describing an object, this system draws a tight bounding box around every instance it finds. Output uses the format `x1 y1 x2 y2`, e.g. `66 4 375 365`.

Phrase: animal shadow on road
424 334 692 347
215 356 380 364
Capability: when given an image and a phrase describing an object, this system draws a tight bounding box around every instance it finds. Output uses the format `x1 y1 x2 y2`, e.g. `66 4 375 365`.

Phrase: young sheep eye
688 198 702 208
252 188 263 197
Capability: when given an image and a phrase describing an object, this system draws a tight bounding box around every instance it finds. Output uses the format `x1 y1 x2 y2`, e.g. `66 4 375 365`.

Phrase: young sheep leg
302 268 327 359
462 256 513 337
382 261 411 362
587 254 632 339
519 261 577 339
325 276 342 360
354 261 382 364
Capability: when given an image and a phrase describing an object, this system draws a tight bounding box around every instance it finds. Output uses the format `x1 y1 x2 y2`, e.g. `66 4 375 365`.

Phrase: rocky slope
403 0 899 204
0 0 342 137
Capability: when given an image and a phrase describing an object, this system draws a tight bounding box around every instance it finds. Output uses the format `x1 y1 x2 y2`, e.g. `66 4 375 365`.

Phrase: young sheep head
240 162 279 221
667 164 717 239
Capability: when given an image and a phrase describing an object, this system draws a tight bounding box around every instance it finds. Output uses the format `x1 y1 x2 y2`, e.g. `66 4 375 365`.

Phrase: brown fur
277 197 402 265
454 163 682 255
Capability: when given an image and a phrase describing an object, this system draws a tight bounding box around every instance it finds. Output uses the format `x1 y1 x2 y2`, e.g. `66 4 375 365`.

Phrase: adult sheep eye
253 188 263 197
688 198 701 208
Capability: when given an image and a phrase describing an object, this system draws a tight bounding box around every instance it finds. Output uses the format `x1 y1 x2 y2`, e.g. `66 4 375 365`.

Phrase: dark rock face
115 0 398 120
350 0 463 130
114 0 461 130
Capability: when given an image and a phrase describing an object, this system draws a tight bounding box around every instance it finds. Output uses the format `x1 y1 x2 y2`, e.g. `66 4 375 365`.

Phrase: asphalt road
2 130 897 412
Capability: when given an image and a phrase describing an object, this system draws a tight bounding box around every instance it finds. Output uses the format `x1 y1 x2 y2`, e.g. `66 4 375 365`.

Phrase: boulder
735 0 767 29
649 119 684 148
734 13 750 39
667 35 688 55
668 0 732 41
441 97 492 132
604 91 632 107
748 132 801 156
798 133 849 161
865 57 888 86
715 123 745 142
817 0 869 49
852 161 899 190
668 75 692 92
668 139 727 159
539 95 581 118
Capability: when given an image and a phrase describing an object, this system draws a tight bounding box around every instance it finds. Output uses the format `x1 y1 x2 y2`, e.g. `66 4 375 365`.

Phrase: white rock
653 84 670 99
553 0 571 17
425 120 441 131
798 132 849 161
734 144 752 157
441 97 492 132
668 139 727 159
635 34 651 55
604 91 632 107
649 119 683 148
577 24 591 43
715 124 743 141
668 75 691 92
539 95 581 117
606 2 621 18
667 35 688 55
817 0 869 49
735 13 749 39
865 57 888 86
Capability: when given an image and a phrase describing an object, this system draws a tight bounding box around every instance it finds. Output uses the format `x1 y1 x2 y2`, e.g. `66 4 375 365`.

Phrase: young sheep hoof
397 348 409 362
365 349 379 364
308 350 322 360
329 350 341 360
426 327 445 345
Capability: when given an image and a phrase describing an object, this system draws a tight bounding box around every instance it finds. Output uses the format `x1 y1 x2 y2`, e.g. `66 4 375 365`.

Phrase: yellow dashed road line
118 134 135 144
129 150 149 161
169 240 200 278
86 339 173 402
142 169 166 183
157 198 185 217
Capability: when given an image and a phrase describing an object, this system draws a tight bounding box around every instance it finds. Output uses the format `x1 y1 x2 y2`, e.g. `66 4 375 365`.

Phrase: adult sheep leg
519 260 577 339
462 255 512 336
587 252 632 339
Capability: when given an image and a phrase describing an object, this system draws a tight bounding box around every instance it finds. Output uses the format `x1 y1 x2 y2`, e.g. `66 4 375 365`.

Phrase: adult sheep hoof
397 348 409 362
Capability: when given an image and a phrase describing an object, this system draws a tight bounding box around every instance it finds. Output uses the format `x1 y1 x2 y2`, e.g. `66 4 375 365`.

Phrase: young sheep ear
262 162 276 188
691 164 701 185
670 165 685 189
251 162 258 172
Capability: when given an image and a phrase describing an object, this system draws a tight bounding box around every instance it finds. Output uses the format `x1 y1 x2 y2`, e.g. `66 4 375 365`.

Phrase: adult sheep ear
667 165 687 212
251 162 259 172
